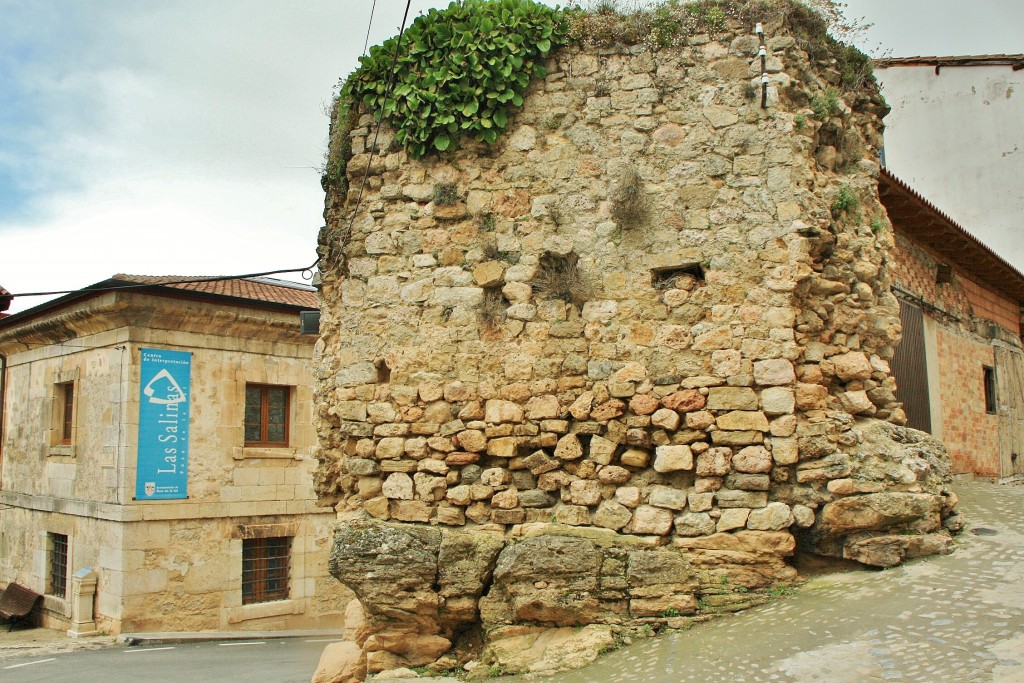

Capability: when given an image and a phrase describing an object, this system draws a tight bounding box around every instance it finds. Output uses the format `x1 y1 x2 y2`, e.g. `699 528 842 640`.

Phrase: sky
0 0 1021 314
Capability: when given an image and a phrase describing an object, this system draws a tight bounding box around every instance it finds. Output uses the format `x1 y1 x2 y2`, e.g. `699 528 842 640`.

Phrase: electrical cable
363 0 378 56
326 0 413 278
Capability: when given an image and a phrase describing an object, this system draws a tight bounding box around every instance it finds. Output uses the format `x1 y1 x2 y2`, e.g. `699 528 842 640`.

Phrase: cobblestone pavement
505 480 1024 683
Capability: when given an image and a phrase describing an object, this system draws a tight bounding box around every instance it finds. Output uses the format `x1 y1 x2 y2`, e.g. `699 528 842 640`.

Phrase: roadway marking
4 658 56 669
218 641 266 646
124 646 176 653
304 639 337 643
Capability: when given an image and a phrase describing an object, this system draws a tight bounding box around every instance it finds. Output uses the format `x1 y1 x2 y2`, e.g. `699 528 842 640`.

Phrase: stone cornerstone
313 5 960 677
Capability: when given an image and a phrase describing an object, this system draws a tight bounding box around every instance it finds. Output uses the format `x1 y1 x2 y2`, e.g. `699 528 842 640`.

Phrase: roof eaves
879 167 1024 304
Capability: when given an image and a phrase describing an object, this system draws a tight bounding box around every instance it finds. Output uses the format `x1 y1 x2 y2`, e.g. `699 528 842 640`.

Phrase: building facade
0 275 351 634
882 169 1024 481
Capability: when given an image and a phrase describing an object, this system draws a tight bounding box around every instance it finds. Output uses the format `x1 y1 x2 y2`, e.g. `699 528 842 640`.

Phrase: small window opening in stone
935 263 953 284
376 359 391 384
652 264 705 291
983 366 997 415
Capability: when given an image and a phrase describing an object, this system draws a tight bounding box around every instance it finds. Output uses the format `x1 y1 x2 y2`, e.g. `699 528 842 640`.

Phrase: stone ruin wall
313 14 961 676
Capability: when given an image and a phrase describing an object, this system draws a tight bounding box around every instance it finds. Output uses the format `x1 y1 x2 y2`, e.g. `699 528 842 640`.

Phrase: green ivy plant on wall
345 0 568 159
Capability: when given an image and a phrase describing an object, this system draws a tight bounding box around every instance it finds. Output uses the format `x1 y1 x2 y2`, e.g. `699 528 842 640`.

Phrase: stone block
831 351 873 381
796 453 851 483
675 512 716 537
716 490 768 509
648 485 688 511
488 437 520 458
753 359 795 386
593 501 633 530
685 410 715 430
457 429 487 453
382 473 413 500
706 387 758 411
688 492 714 512
696 447 732 477
526 395 561 420
651 408 681 430
556 505 591 526
732 446 773 473
485 399 524 424
724 473 770 491
473 261 505 287
570 479 603 506
795 383 829 411
630 506 674 535
492 508 527 525
747 502 794 531
760 387 795 415
629 394 660 416
524 450 560 475
390 500 433 522
711 430 763 446
653 444 694 472
519 489 557 508
616 486 642 508
555 433 585 460
620 448 650 467
770 436 799 465
716 411 769 432
588 435 617 465
630 594 697 617
376 437 406 459
597 465 632 484
716 508 750 532
663 389 706 412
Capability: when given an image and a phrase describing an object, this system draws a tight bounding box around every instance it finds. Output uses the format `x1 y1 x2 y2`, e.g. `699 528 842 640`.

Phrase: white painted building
875 55 1024 270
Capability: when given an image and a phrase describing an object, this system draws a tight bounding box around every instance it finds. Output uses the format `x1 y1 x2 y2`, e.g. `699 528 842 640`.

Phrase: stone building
882 168 1024 481
0 274 350 634
312 2 961 676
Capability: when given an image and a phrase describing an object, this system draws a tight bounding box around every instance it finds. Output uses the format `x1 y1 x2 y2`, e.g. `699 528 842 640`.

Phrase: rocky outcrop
799 420 958 566
328 519 792 676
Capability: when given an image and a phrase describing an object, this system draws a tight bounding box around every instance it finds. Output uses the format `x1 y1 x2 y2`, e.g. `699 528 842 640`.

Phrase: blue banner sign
136 348 192 500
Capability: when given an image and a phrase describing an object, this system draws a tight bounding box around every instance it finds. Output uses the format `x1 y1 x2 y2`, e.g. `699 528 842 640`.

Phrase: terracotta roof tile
112 274 318 309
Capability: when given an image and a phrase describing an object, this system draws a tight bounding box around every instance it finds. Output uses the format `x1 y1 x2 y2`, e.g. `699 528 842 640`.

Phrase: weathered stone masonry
314 9 960 675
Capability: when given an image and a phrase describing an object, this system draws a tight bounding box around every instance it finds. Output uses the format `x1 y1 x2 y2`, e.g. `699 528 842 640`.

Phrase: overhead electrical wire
325 0 413 277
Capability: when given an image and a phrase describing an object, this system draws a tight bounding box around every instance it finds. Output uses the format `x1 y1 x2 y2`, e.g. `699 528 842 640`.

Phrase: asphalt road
1 637 332 683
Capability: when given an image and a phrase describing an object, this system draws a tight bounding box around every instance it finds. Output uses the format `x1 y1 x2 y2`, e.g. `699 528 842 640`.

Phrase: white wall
877 62 1024 270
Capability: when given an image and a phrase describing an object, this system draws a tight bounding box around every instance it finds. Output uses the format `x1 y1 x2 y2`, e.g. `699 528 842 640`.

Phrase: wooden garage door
892 299 932 433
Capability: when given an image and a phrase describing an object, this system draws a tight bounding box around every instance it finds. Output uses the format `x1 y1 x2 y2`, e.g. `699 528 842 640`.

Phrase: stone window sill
226 598 303 624
232 446 301 461
48 445 76 458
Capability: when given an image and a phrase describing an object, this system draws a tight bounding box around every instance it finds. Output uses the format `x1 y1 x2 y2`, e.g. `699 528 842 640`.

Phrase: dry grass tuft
532 252 596 307
610 166 651 230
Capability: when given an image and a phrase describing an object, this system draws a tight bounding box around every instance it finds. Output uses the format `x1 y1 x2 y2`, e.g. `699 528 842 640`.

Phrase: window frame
241 536 291 605
60 382 75 444
244 384 291 447
49 532 69 599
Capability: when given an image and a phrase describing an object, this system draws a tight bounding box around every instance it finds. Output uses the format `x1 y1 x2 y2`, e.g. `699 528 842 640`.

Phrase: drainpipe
0 353 7 481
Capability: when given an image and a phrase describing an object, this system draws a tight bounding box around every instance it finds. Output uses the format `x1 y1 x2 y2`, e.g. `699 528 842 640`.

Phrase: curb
117 629 344 646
